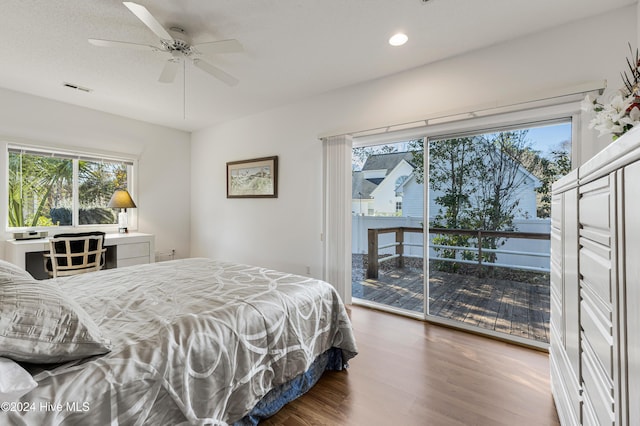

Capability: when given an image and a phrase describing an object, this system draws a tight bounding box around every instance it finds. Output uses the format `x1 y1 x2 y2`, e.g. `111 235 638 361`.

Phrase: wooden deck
352 267 550 343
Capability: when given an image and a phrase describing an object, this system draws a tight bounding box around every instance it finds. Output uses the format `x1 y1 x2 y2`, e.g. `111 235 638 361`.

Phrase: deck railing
366 227 550 279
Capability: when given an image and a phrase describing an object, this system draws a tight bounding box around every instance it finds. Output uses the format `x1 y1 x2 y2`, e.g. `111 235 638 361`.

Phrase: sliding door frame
351 102 584 348
428 106 582 348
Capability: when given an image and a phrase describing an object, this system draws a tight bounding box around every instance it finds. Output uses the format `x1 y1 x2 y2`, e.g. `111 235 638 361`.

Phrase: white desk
5 232 155 279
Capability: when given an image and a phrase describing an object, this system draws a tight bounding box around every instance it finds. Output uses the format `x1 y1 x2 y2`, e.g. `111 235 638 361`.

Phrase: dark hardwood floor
262 305 559 426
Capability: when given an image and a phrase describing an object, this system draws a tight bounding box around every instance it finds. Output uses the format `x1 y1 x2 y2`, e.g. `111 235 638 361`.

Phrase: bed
0 258 358 425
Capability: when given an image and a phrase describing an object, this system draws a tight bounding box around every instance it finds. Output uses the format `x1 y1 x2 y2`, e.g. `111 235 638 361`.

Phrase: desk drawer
117 256 149 268
117 242 150 260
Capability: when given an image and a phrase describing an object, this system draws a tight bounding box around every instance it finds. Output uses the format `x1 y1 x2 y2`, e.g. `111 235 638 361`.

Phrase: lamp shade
107 189 137 209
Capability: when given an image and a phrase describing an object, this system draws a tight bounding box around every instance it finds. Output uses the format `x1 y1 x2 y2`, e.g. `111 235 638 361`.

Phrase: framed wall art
226 156 278 198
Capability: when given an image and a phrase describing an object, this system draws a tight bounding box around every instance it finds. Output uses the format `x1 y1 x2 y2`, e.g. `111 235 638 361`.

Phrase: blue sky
352 121 572 169
527 122 571 158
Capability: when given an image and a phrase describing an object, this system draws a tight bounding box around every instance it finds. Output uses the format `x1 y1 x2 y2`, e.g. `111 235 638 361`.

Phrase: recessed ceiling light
389 33 408 47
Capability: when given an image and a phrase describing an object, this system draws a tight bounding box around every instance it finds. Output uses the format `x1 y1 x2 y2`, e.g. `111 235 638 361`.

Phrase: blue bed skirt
234 348 345 425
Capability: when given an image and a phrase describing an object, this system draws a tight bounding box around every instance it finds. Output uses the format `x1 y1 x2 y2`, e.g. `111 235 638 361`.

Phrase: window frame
5 143 139 233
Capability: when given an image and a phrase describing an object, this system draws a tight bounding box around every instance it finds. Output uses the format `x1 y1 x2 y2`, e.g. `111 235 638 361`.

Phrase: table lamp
107 189 137 233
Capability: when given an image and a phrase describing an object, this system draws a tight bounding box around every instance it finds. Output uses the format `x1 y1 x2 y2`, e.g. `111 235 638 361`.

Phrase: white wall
370 161 413 215
0 87 191 260
401 175 423 218
191 6 636 279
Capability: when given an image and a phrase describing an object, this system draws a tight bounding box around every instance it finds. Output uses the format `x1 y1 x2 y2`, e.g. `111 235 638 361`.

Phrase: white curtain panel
322 135 352 304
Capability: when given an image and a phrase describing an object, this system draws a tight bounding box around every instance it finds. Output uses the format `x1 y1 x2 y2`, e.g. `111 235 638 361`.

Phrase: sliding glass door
351 140 425 315
426 121 571 344
350 119 572 346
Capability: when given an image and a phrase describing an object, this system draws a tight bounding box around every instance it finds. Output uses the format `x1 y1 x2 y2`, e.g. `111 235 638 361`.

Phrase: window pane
352 140 425 313
78 160 128 225
427 121 571 344
8 152 73 227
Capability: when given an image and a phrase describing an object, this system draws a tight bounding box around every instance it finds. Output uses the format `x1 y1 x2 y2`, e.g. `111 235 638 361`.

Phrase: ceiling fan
89 1 242 86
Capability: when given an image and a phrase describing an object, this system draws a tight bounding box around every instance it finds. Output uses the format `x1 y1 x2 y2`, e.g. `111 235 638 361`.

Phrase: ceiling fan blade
193 39 244 55
123 2 173 41
88 38 159 51
192 59 239 86
159 60 180 83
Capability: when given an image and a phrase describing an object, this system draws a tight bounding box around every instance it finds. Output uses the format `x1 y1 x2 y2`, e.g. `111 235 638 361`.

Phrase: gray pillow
0 259 34 280
0 264 112 363
0 357 37 400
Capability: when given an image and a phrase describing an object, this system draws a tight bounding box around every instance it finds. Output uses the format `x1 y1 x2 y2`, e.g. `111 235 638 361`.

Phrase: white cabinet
551 126 640 426
550 170 581 426
112 236 154 267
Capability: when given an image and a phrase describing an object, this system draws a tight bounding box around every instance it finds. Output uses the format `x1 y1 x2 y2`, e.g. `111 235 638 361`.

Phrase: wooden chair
43 232 107 278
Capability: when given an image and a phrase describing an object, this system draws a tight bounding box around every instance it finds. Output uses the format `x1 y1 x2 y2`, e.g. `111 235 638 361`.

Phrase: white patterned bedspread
6 258 358 425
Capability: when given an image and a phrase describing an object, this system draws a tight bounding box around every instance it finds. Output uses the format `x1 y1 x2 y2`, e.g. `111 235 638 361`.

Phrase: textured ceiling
0 0 636 132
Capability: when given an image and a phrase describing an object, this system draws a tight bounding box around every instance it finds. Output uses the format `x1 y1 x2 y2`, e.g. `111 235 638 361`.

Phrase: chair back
44 232 106 278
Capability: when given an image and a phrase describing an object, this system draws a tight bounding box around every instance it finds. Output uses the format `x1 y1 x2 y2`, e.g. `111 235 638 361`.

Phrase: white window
7 146 136 230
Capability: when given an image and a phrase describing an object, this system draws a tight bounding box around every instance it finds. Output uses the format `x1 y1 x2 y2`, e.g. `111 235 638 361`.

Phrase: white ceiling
0 0 636 132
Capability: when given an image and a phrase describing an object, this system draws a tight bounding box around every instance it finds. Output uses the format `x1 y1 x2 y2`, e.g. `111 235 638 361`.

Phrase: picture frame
226 156 278 198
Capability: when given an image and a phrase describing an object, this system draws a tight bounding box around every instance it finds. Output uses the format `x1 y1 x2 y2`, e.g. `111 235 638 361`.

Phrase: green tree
407 139 425 183
471 131 531 231
412 137 483 269
8 153 126 227
419 131 537 269
8 154 72 227
465 131 536 265
427 137 479 229
535 148 571 218
78 161 126 224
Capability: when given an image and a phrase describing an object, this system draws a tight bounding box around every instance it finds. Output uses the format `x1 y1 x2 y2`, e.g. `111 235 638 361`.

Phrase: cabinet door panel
625 161 640 426
579 243 612 305
581 297 613 379
580 190 610 232
582 347 615 426
551 193 563 230
582 388 605 426
117 242 150 260
564 188 580 380
117 256 150 268
580 175 611 247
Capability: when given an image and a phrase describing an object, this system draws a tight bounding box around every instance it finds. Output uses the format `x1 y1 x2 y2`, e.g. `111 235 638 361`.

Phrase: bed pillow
0 357 37 400
0 270 112 363
0 259 33 280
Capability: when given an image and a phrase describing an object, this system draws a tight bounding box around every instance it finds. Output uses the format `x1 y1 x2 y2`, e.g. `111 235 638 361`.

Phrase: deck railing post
477 230 483 278
367 229 379 279
396 227 404 268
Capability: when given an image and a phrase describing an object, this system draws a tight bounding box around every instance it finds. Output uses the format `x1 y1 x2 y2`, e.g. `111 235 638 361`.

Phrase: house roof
362 152 415 173
353 151 416 199
352 172 379 199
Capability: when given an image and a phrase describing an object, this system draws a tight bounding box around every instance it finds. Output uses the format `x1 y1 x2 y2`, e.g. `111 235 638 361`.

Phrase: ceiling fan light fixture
389 33 408 47
89 2 242 87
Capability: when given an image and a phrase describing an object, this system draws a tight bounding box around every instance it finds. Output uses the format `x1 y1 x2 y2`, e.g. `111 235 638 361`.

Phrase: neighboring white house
370 160 413 215
400 162 542 223
355 150 542 222
352 152 414 216
353 150 547 271
397 173 424 218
